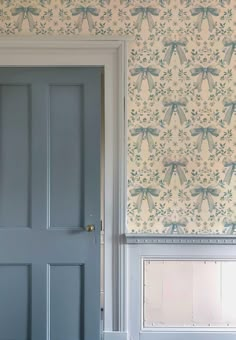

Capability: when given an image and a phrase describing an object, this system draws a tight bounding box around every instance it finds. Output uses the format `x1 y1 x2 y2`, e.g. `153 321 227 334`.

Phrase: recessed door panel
0 265 31 340
50 265 84 340
0 85 31 228
49 85 83 228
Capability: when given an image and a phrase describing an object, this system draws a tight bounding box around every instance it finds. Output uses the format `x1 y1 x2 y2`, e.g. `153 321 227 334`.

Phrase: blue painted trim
125 233 236 245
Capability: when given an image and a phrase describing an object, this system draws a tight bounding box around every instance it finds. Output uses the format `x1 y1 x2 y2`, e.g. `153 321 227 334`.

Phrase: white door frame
0 36 128 340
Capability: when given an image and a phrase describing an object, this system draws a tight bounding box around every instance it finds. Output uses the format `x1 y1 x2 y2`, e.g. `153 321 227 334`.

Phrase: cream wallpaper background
0 0 235 234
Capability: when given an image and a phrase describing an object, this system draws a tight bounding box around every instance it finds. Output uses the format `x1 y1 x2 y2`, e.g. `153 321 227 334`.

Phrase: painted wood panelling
49 85 83 228
50 265 84 340
0 265 31 339
144 260 236 328
0 85 31 228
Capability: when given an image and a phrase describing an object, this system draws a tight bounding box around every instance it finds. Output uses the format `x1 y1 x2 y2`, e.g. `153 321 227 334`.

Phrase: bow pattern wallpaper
0 0 235 235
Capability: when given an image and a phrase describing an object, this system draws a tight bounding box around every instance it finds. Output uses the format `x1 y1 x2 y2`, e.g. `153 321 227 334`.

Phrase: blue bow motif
224 39 236 65
40 0 51 6
224 161 236 185
191 126 219 152
71 6 99 32
61 0 73 7
219 0 231 7
130 126 160 152
191 186 220 212
163 99 187 125
163 158 188 185
224 220 236 234
130 187 160 212
224 101 236 124
99 0 110 6
11 6 40 31
130 66 160 92
163 219 187 234
130 6 160 32
191 6 219 32
191 66 219 92
163 38 188 65
120 0 134 6
159 0 170 7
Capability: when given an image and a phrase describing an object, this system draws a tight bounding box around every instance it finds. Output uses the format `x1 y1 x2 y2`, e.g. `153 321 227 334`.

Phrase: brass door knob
85 224 95 232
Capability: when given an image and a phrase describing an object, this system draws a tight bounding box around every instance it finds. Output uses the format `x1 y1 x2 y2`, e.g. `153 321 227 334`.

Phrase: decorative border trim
125 233 236 245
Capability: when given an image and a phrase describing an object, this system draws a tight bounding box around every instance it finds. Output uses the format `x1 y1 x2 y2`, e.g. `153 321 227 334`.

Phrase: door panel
0 67 101 340
50 85 83 228
0 265 31 340
50 265 84 340
0 85 31 228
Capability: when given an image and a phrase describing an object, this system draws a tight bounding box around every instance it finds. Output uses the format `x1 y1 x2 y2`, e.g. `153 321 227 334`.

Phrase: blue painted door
0 67 101 340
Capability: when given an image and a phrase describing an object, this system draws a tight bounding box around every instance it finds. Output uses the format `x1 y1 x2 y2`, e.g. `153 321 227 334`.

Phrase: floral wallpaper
0 0 235 235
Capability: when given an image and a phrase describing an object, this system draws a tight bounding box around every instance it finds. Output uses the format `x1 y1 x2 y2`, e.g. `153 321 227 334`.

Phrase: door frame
0 36 128 340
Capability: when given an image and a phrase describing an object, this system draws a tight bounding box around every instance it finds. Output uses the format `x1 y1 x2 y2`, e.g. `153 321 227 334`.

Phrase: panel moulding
125 233 236 245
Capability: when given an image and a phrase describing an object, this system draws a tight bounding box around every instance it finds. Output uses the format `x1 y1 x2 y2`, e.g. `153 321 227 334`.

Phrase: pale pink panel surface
162 261 193 326
193 261 221 326
143 260 236 328
222 262 236 325
144 261 164 327
144 261 193 327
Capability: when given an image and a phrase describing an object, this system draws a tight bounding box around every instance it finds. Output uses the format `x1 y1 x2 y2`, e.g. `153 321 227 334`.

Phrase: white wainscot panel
222 262 236 324
143 260 236 329
193 261 221 326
